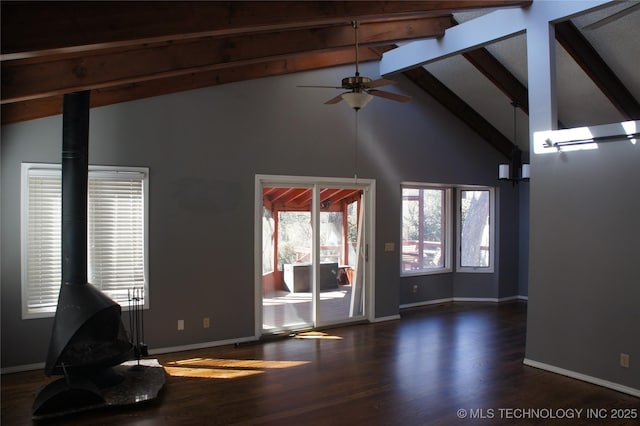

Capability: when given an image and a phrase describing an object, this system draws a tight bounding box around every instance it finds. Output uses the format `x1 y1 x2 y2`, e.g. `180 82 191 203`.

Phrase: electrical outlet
620 353 630 368
412 284 418 293
177 319 184 331
203 317 210 329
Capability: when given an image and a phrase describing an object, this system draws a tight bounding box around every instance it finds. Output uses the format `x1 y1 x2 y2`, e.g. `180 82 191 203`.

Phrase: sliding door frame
254 174 376 338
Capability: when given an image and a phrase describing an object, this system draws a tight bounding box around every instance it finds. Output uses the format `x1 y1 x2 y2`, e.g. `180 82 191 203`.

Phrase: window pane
422 189 444 268
277 211 312 268
402 187 446 273
460 190 490 268
320 211 342 264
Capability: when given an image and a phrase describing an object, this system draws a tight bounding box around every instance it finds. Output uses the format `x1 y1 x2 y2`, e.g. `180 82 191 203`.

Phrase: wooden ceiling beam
449 17 528 113
1 48 389 124
461 49 528 114
1 1 529 56
462 46 568 129
555 20 640 120
402 67 514 157
1 18 450 104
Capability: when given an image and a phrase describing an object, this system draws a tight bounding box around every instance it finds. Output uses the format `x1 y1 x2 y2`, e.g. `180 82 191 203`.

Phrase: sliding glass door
261 186 314 331
317 187 365 325
257 177 373 335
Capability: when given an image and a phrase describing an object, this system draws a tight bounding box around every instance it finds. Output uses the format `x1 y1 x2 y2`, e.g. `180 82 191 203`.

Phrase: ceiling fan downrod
352 20 360 77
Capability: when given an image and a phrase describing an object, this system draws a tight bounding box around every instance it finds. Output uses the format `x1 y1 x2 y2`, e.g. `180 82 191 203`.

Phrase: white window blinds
21 164 148 318
24 169 62 314
88 171 146 306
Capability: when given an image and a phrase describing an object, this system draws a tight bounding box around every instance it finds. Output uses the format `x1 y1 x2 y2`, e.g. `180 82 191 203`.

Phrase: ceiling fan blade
583 3 640 30
368 90 411 103
364 78 397 88
324 94 345 105
297 85 343 89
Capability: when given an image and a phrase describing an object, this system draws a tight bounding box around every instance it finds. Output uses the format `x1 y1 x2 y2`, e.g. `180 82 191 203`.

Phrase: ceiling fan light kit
298 20 410 110
342 91 374 110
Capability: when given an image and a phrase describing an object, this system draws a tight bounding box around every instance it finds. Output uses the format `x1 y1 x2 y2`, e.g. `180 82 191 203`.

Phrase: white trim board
371 314 401 323
523 358 640 398
149 336 257 357
400 295 527 310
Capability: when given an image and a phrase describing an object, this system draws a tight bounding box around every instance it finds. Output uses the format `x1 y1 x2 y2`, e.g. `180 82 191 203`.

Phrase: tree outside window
458 188 494 272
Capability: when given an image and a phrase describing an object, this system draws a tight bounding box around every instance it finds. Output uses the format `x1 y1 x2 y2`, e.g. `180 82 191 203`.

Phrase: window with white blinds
21 164 149 319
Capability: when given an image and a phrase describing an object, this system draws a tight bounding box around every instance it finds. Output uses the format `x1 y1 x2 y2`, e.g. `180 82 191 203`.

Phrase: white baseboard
371 314 401 323
523 358 640 397
400 297 454 309
454 296 524 303
400 295 527 310
149 335 257 357
454 297 501 302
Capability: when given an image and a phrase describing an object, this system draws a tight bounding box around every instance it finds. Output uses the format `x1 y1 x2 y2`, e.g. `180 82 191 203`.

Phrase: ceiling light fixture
342 91 374 111
499 101 530 184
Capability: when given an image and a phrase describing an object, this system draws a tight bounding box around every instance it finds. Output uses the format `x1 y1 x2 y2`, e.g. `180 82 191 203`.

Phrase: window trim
400 182 453 277
456 186 495 273
21 163 149 319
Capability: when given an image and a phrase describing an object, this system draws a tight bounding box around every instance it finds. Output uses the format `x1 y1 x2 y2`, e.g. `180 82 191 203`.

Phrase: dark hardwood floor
2 302 638 425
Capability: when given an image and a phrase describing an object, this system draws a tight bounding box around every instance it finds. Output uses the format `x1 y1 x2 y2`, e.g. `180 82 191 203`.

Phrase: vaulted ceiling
2 1 639 158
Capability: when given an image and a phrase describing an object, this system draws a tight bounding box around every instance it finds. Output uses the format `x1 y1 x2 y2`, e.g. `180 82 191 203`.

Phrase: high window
21 163 149 319
401 185 452 275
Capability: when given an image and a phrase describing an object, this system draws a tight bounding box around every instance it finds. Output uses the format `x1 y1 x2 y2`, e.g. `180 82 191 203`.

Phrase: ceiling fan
298 20 411 110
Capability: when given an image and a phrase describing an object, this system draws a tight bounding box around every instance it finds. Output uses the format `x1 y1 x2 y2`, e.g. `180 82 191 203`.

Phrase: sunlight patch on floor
164 357 311 379
294 331 343 340
164 366 263 379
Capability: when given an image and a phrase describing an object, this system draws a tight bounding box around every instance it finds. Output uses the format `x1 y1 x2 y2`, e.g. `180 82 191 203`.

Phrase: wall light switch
177 319 184 331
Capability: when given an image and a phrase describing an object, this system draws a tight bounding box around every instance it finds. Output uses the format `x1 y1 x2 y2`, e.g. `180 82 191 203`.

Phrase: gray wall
526 140 640 391
1 62 521 369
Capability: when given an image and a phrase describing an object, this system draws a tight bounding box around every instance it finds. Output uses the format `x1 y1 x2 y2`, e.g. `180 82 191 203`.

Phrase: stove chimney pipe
61 91 89 287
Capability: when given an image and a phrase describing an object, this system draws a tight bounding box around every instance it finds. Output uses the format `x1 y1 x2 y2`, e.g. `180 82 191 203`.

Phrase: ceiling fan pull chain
354 108 359 182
